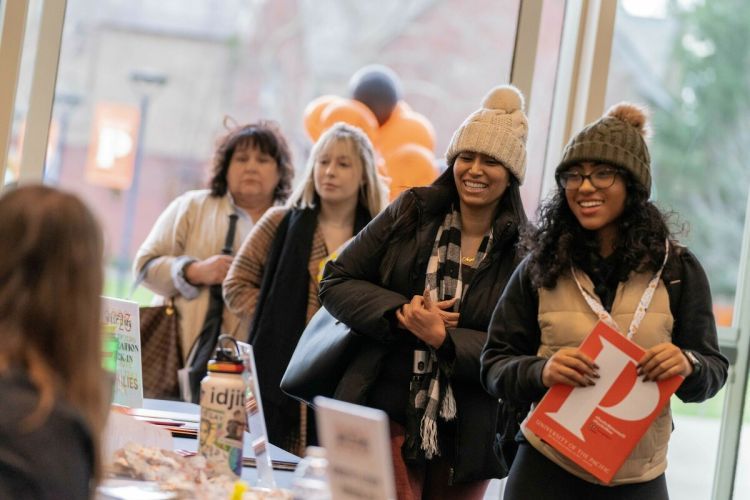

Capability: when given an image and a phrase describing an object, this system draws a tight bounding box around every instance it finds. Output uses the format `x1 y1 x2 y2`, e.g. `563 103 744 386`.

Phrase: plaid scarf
404 209 492 461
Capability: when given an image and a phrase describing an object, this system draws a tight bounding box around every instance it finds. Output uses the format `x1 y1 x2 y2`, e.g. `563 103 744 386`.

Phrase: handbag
180 213 239 403
139 298 183 399
280 305 359 407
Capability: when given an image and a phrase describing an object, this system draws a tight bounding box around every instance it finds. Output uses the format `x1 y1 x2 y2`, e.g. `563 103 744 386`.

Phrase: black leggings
503 443 669 500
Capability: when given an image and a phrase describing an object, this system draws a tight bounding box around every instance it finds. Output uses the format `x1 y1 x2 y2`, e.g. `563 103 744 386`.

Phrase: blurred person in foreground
134 120 294 356
0 185 109 499
481 104 728 499
319 86 530 499
224 122 389 455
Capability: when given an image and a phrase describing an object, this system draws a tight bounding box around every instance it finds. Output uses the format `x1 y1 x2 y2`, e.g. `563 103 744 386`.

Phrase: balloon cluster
303 65 439 200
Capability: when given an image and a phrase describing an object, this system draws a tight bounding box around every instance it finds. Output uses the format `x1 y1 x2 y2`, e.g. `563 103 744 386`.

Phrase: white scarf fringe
420 375 457 459
440 383 457 420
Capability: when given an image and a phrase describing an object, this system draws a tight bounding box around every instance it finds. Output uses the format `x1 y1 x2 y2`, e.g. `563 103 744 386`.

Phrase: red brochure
524 321 684 483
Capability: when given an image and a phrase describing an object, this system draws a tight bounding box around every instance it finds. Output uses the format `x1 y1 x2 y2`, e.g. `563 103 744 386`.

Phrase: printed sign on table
525 321 684 483
315 397 396 500
101 296 144 408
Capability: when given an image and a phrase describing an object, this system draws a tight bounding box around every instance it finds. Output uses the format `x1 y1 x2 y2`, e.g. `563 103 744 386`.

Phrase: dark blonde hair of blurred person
224 122 388 455
0 185 107 498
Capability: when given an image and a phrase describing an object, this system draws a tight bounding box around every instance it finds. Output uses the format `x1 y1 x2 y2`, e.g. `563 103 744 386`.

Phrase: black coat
319 172 526 483
0 371 94 499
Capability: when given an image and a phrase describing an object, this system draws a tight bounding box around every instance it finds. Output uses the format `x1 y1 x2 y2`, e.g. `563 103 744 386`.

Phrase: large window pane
48 0 522 300
606 0 746 317
522 0 565 216
605 1 748 497
4 0 42 186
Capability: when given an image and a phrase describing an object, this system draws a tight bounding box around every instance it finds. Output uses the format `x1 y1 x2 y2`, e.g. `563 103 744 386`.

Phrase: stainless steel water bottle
198 335 246 477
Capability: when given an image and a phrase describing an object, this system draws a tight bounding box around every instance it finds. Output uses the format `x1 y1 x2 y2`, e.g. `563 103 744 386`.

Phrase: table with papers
141 398 299 487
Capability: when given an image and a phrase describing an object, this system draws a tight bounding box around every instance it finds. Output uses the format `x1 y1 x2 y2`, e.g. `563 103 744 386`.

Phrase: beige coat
133 190 253 358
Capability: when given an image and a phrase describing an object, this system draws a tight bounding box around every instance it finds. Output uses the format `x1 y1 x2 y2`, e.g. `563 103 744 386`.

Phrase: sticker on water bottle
200 407 242 476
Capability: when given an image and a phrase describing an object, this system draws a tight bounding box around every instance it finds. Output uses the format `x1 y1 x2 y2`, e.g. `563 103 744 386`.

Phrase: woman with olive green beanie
481 103 728 499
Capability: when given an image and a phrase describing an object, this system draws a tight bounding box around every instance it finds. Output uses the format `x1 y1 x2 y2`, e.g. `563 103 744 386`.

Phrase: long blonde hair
287 122 389 217
0 185 107 477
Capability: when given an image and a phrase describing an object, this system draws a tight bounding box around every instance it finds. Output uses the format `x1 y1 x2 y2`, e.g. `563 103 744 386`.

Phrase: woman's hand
542 348 599 388
185 255 234 285
433 296 460 328
638 343 693 381
396 292 447 349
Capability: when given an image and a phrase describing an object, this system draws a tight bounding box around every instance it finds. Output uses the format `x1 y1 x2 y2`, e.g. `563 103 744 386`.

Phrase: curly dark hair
521 170 678 289
209 120 294 203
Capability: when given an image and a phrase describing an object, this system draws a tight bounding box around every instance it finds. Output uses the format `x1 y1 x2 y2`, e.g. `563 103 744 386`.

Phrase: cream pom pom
481 85 525 113
606 102 650 137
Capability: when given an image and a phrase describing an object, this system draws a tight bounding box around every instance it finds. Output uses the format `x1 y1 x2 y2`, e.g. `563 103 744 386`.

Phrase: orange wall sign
85 102 140 190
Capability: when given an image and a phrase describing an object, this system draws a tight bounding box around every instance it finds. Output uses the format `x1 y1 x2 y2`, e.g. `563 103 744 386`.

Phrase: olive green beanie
556 103 652 193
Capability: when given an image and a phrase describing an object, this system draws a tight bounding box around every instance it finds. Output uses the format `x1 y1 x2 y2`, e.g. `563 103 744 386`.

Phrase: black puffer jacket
319 169 526 483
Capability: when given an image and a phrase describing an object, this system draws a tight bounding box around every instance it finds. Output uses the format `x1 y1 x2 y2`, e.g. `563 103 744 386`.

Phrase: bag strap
222 213 239 256
194 212 239 335
207 213 239 303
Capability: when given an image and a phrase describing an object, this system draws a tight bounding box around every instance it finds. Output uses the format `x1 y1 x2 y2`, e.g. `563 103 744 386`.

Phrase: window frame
2 1 746 498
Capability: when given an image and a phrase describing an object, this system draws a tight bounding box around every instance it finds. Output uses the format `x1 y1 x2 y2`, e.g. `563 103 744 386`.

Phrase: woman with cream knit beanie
320 85 531 499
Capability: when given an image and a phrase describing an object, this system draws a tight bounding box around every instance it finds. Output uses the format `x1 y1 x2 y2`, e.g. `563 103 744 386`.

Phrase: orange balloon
713 304 733 327
303 95 339 141
383 144 439 200
378 111 436 158
390 100 412 120
320 98 379 144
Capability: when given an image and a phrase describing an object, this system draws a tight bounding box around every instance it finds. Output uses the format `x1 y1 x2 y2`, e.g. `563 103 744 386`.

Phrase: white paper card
315 397 396 500
102 296 144 408
102 411 173 464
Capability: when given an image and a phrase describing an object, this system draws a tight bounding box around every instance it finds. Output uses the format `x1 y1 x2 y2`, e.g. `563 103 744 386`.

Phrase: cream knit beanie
445 85 528 184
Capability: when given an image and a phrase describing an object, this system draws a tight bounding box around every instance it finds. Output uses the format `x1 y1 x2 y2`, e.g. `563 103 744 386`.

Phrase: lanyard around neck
571 239 670 340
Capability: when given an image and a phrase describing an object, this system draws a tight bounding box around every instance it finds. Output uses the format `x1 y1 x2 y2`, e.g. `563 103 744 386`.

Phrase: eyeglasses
557 168 621 190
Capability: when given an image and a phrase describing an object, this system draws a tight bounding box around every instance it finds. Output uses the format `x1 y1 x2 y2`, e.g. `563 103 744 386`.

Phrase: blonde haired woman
0 185 108 498
224 122 388 454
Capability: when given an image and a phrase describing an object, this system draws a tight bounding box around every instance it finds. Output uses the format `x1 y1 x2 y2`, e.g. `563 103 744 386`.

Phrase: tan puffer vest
522 269 674 485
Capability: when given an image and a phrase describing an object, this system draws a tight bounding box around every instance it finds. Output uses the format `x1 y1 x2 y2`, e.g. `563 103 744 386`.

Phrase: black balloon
349 65 403 126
